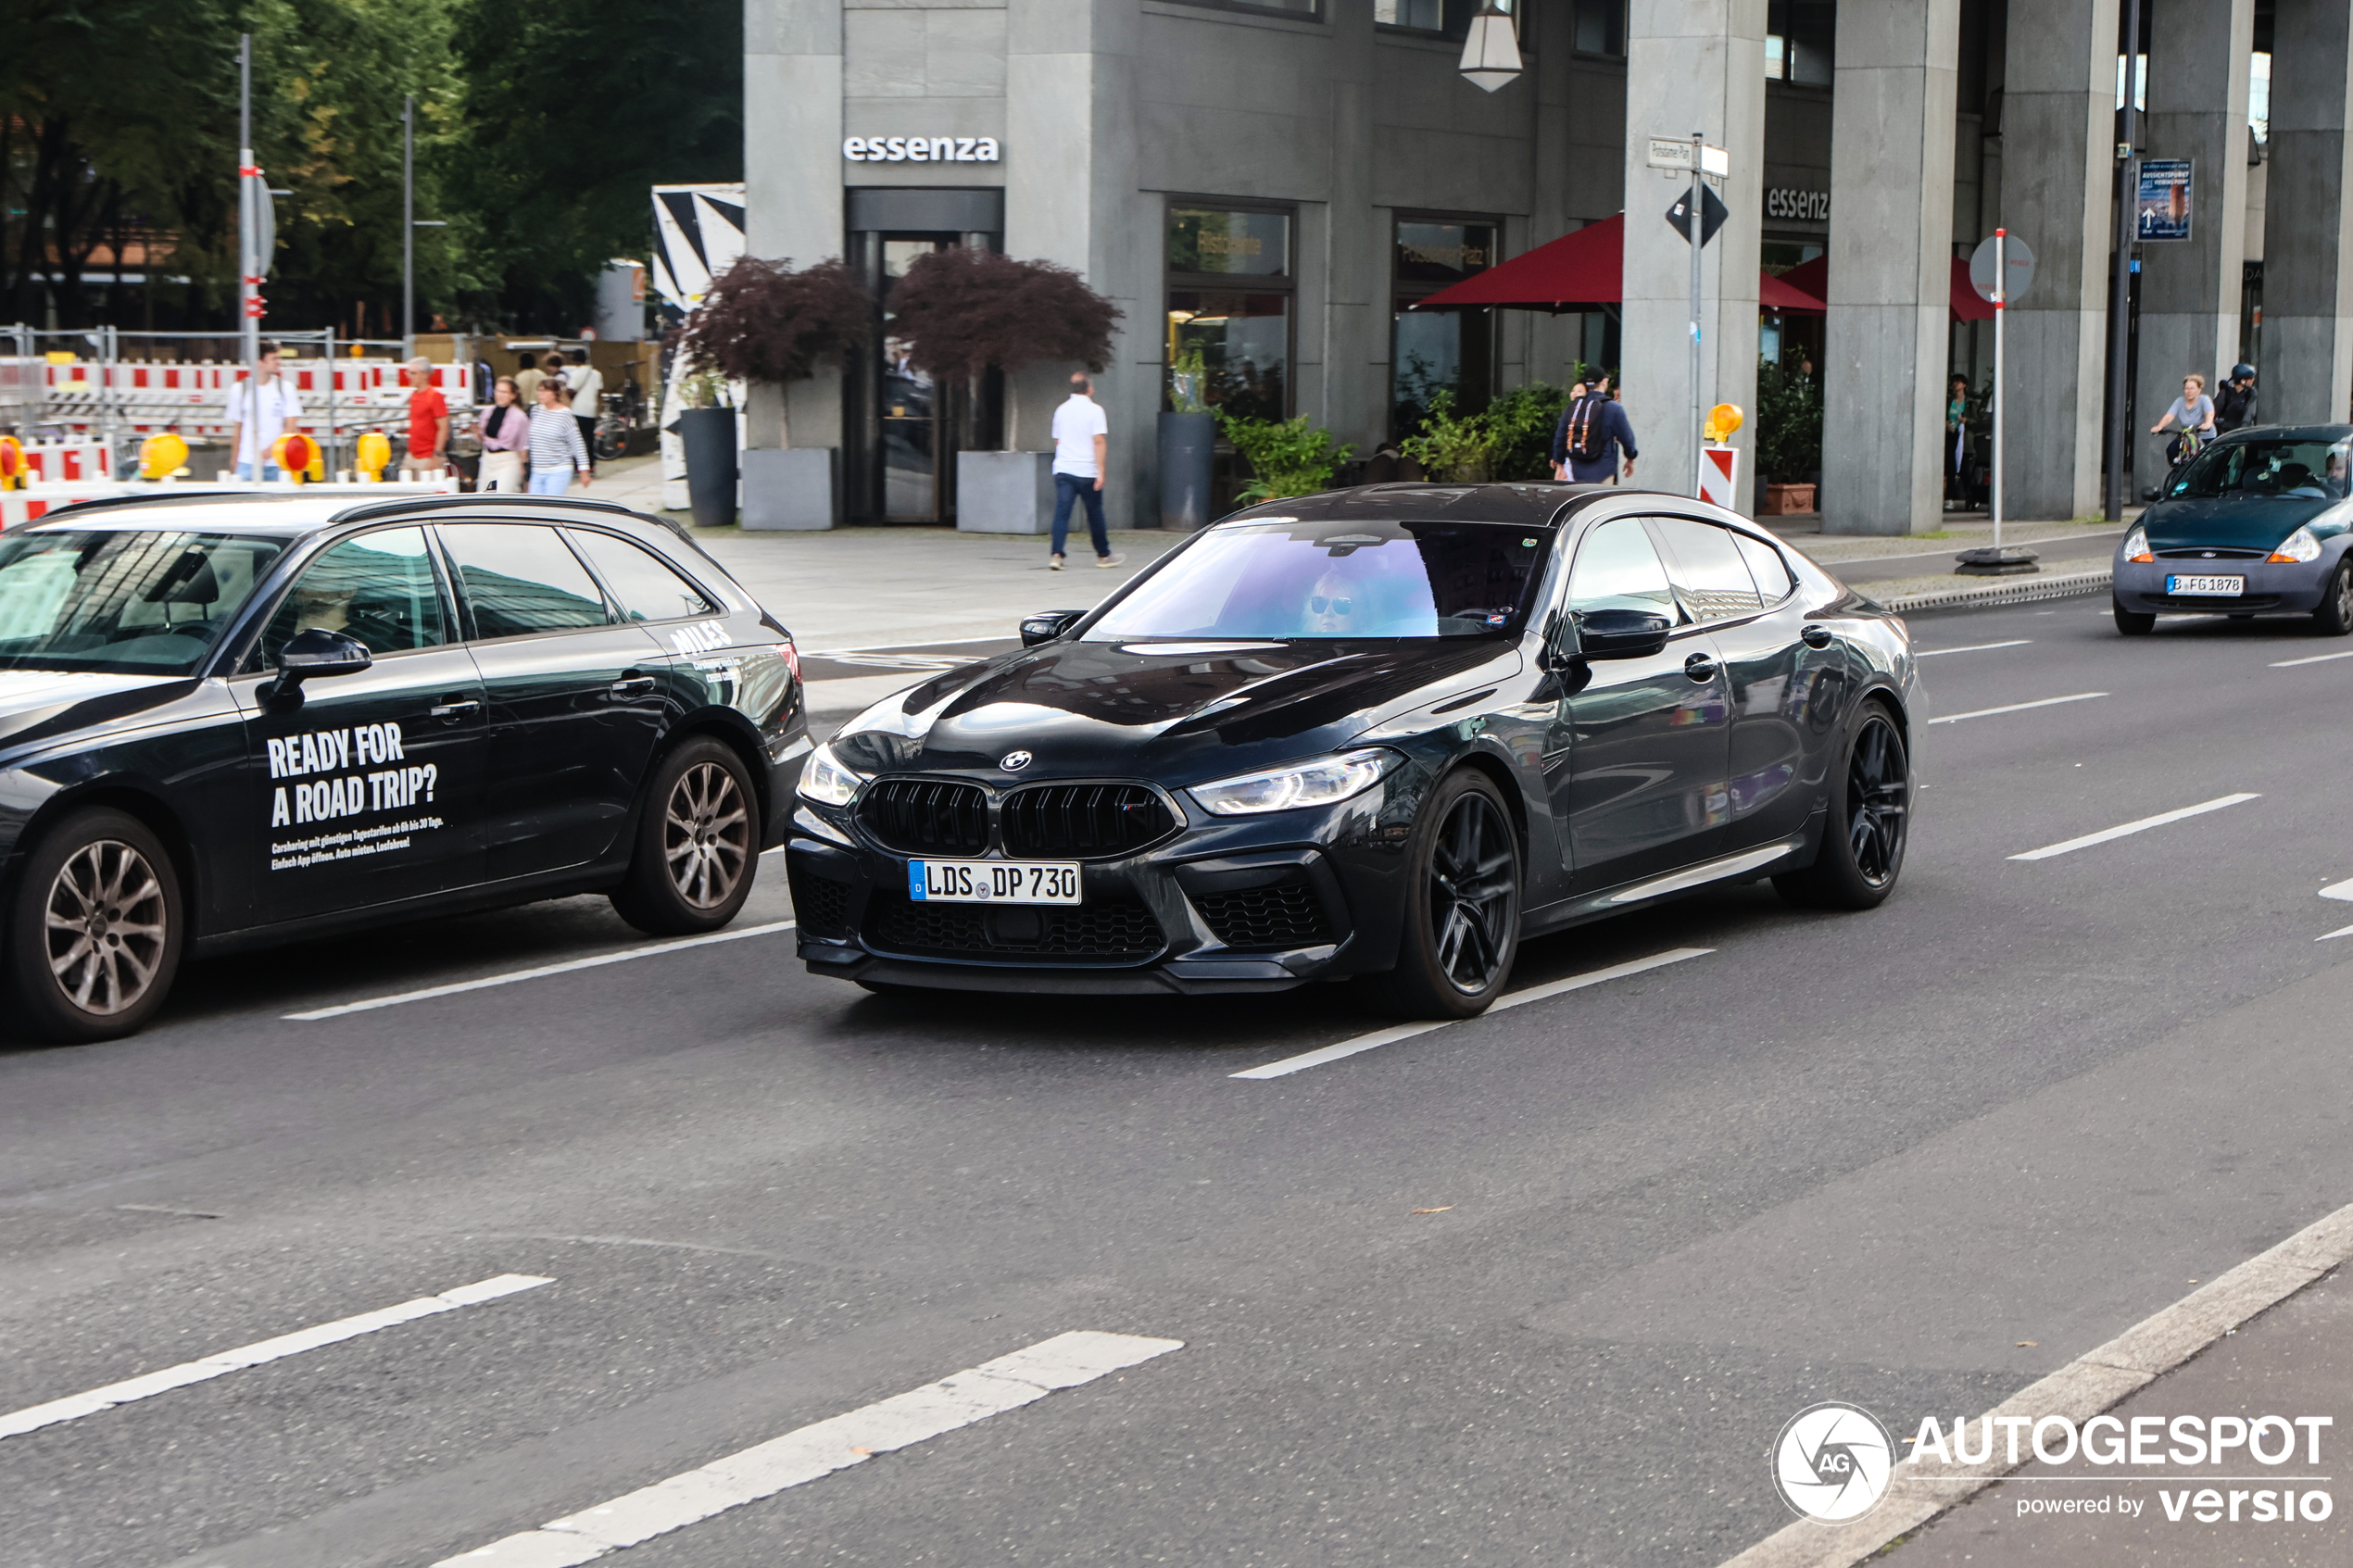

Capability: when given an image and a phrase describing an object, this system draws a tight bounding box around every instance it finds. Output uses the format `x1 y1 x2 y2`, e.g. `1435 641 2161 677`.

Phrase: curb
1882 567 2112 616
1714 1199 2353 1568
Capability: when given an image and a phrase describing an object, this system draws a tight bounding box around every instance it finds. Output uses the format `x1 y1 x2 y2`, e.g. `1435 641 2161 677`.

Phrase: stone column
2261 0 2353 425
1819 0 1960 535
1620 0 1768 510
1997 0 2117 521
2133 0 2252 484
745 0 847 456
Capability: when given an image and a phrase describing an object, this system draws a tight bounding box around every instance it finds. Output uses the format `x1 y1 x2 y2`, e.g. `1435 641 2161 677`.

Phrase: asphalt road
7 596 2353 1568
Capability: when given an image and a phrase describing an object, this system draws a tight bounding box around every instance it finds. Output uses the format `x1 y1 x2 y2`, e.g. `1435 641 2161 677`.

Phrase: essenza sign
844 135 1000 164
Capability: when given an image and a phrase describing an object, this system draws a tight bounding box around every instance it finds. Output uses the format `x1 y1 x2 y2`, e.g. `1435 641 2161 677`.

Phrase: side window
1651 517 1765 621
1731 529 1795 602
258 527 447 665
439 523 612 640
567 529 717 622
1567 517 1684 621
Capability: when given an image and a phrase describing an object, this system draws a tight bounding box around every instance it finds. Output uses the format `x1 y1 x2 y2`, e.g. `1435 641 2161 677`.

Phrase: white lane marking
434 1331 1182 1565
0 1274 549 1440
287 922 797 1022
1927 692 2108 724
2322 877 2353 901
2271 648 2353 668
1232 947 1713 1080
1915 639 2032 658
2007 794 2260 862
2317 923 2353 942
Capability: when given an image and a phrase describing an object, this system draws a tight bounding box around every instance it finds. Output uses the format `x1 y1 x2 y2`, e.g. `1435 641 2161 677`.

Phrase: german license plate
908 859 1080 904
2167 574 2245 596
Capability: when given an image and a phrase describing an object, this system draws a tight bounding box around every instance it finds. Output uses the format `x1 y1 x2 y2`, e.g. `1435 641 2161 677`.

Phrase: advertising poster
2138 158 2194 240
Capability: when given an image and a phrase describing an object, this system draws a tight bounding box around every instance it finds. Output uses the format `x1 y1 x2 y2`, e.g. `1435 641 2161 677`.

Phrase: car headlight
797 740 866 807
2122 525 2152 564
1189 747 1403 816
2270 526 2322 563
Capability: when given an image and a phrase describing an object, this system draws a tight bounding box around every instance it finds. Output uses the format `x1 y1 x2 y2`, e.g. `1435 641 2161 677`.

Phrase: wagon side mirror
1570 608 1674 660
266 627 371 704
1021 609 1086 646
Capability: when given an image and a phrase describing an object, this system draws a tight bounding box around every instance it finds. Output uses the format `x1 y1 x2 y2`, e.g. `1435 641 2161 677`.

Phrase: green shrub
1755 358 1823 483
1216 410 1356 503
1398 391 1494 481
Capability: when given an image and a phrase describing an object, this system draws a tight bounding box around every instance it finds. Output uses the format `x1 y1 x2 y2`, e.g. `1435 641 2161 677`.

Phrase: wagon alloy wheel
9 808 184 1042
662 760 751 909
1845 714 1908 887
1429 793 1516 993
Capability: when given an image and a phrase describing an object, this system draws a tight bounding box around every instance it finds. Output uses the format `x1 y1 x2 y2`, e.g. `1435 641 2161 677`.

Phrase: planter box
956 449 1056 533
1157 410 1214 530
676 408 736 529
1762 482 1818 516
742 447 839 531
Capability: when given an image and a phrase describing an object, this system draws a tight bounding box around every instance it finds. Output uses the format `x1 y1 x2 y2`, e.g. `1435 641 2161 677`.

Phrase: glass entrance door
880 238 951 521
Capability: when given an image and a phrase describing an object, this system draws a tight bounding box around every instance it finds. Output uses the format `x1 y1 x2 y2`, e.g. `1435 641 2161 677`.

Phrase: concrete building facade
742 0 2301 533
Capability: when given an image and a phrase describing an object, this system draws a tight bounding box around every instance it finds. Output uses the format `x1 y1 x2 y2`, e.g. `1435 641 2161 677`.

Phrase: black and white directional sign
1667 183 1730 247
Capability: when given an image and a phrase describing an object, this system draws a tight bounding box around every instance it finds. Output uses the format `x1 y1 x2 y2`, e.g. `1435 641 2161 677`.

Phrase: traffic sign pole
1690 131 1704 499
1993 228 2005 556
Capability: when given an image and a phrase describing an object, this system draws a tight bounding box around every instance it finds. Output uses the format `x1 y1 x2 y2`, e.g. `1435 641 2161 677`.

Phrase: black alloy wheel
2315 560 2353 636
1776 703 1910 910
611 737 760 935
2114 598 2156 635
7 808 183 1042
1365 769 1521 1020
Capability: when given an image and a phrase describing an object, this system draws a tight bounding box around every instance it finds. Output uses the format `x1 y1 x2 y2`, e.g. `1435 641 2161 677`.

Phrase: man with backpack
1551 374 1639 484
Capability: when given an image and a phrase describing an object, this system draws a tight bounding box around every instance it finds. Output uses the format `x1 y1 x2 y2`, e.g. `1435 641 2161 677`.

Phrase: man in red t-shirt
397 358 449 478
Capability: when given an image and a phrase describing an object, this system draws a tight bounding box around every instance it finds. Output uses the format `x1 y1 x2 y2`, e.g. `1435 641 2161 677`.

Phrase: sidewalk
1886 1267 2351 1565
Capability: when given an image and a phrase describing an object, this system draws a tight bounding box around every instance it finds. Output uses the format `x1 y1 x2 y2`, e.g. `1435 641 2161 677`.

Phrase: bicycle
592 393 633 462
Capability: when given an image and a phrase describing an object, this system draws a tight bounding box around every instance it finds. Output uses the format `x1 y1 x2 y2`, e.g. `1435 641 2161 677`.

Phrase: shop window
1166 204 1294 422
1571 0 1623 57
1391 218 1497 443
1765 0 1832 85
1167 0 1320 17
1376 0 1494 42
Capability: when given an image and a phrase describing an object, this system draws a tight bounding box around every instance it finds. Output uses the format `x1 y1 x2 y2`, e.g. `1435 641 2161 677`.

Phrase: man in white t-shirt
225 341 302 480
1048 372 1121 570
567 349 605 471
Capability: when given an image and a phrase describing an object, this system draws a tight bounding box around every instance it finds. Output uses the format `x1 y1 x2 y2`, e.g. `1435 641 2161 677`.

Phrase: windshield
2168 439 2352 502
1088 517 1550 641
0 530 287 674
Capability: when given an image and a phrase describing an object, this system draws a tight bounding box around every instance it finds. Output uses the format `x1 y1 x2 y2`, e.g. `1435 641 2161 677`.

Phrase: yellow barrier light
354 430 392 481
140 433 190 480
1705 403 1745 443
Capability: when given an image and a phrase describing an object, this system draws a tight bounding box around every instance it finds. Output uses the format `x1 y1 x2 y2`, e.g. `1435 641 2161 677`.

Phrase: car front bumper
785 771 1424 993
2112 556 2332 613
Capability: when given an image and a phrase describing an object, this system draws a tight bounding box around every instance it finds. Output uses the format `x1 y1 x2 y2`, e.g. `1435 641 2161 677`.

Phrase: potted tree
885 247 1122 533
670 368 737 530
1159 346 1215 529
1755 358 1823 515
681 256 872 529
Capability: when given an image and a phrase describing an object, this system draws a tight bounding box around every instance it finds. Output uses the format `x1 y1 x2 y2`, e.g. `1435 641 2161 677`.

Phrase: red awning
1767 254 1995 322
1412 215 1623 312
1412 212 1827 314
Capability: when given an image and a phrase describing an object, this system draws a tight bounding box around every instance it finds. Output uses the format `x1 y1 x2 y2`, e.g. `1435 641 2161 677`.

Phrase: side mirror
1570 608 1674 660
1020 609 1086 646
267 627 371 703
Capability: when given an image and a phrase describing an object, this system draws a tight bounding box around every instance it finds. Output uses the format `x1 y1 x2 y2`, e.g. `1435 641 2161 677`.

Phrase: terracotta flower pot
1763 482 1817 516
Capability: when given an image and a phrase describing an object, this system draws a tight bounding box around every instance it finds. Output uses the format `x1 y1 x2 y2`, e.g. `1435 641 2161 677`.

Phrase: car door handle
429 697 482 721
1682 653 1720 683
609 674 657 697
1802 623 1835 650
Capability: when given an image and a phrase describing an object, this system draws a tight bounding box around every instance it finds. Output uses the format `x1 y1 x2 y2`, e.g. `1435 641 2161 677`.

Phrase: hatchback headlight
1189 748 1403 816
2271 526 2322 563
797 740 866 807
2121 525 2152 564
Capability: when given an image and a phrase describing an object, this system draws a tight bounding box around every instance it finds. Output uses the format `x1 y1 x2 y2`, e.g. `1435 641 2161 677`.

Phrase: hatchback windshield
1088 517 1550 641
0 530 287 674
2167 439 2353 502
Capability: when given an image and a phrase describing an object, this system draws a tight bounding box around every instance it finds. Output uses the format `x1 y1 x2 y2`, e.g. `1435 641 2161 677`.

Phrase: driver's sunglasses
1310 596 1353 615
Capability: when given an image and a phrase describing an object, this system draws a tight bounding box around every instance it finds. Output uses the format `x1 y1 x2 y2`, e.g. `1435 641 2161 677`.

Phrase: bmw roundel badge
999 750 1033 772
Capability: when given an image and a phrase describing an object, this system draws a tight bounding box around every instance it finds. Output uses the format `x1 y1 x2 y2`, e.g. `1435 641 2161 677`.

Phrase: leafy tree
887 248 1122 448
680 257 872 444
450 0 742 331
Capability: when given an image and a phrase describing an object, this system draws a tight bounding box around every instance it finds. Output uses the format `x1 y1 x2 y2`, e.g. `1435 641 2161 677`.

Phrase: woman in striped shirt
527 375 592 495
